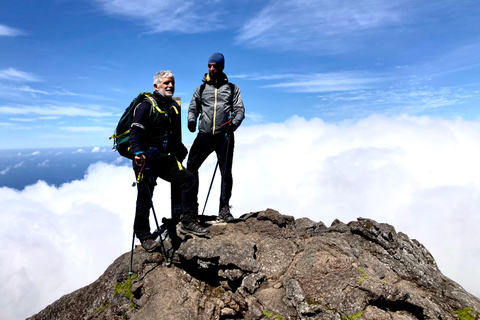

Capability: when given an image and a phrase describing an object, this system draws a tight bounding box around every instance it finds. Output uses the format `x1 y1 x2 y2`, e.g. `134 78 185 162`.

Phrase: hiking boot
219 206 234 223
179 220 210 236
141 238 160 252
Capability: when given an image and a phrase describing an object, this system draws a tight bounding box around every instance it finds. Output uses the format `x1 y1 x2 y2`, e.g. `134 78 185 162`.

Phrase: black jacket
130 91 183 156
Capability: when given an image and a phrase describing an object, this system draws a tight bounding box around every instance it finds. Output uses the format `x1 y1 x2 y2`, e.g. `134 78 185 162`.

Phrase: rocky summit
28 209 480 320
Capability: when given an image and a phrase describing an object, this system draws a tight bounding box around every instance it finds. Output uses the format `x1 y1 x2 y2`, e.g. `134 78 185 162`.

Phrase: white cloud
262 72 382 92
0 104 113 117
236 0 405 52
0 163 136 320
94 0 227 33
60 126 110 133
0 167 10 175
19 85 50 95
234 0 469 55
0 68 41 82
3 115 480 319
0 24 25 37
1 161 25 175
37 159 50 167
91 146 108 153
231 115 480 298
314 86 475 120
9 118 36 122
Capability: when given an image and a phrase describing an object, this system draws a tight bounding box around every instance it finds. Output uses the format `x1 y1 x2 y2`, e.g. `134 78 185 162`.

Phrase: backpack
110 92 158 160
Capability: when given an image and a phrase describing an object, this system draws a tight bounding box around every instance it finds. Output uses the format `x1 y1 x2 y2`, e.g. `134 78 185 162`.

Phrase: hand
188 121 196 133
144 147 160 162
176 144 188 162
226 123 236 133
134 153 145 166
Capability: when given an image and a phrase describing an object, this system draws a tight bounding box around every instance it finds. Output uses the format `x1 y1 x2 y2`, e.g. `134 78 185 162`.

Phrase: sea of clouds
2 114 480 319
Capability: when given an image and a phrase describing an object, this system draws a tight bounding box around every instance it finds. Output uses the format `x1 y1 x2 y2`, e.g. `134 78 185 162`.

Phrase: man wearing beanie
187 53 245 222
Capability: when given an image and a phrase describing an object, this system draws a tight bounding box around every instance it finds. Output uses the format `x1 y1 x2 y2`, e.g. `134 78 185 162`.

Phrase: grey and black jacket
188 72 245 135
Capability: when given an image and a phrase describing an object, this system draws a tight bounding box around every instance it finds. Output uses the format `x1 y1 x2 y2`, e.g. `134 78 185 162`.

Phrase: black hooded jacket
130 91 183 156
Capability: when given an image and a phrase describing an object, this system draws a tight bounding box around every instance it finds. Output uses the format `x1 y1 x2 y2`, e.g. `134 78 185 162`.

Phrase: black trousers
187 132 235 211
133 155 198 242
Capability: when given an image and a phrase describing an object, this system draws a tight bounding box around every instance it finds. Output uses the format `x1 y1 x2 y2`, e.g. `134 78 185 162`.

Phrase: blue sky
1 0 480 149
2 1 480 318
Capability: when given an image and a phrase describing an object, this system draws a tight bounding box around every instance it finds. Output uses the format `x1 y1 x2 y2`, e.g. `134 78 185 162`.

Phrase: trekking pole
144 182 161 231
201 132 229 216
129 228 135 275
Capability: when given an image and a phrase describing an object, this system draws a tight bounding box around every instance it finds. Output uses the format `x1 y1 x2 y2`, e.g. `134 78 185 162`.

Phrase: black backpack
110 92 158 160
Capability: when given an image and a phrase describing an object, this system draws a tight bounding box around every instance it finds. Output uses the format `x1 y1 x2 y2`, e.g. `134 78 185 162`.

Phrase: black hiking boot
141 238 160 252
179 220 210 236
219 206 235 223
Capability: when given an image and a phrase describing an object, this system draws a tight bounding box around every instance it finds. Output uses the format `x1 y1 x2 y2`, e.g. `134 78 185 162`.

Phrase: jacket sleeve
188 85 202 125
232 84 245 129
129 100 152 154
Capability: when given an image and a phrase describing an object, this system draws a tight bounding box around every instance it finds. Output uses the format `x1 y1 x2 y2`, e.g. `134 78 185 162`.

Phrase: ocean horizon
0 146 130 190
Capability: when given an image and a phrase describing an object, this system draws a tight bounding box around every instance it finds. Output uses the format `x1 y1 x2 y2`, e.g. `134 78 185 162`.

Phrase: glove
226 123 237 133
144 147 160 162
188 121 196 133
175 144 188 163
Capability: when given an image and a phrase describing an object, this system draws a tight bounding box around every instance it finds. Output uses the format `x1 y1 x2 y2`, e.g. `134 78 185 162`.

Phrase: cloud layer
3 115 480 319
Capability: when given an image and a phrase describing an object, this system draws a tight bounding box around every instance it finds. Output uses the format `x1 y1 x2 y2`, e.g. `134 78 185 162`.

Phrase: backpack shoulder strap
144 95 165 114
198 83 206 99
228 82 235 95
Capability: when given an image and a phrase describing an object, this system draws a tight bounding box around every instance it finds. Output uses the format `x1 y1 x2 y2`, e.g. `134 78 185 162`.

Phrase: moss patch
114 274 138 310
263 310 273 318
263 310 286 320
347 311 364 320
357 267 369 285
452 307 476 320
95 301 110 312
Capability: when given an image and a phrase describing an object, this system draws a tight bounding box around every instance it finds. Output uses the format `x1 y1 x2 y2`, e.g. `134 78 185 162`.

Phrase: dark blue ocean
0 147 130 190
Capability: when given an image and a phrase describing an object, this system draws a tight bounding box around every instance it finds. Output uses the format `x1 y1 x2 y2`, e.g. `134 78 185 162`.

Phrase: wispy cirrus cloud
263 72 383 92
240 72 383 93
234 0 473 55
93 0 227 33
236 0 405 52
0 24 25 37
0 68 41 82
0 104 113 117
313 86 477 121
19 86 51 95
59 126 110 133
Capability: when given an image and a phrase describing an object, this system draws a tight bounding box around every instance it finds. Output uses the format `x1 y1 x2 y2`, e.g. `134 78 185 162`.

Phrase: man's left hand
226 123 236 133
176 144 188 162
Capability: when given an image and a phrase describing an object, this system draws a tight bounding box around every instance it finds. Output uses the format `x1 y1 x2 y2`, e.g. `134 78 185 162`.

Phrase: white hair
153 70 174 86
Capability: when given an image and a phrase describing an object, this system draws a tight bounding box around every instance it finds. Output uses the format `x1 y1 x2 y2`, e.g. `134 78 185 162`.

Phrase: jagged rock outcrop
28 209 480 320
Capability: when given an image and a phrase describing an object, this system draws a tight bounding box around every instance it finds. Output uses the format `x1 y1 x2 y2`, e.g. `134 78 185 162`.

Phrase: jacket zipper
212 87 218 134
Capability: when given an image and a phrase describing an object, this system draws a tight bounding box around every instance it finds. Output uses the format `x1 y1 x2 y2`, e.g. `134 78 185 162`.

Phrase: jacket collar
203 72 228 87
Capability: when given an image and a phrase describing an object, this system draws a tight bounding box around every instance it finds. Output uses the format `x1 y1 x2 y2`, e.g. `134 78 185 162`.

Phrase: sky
1 0 480 318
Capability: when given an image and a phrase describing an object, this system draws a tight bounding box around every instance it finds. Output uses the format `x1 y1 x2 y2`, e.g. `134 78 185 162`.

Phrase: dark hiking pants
187 132 235 211
133 155 198 241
